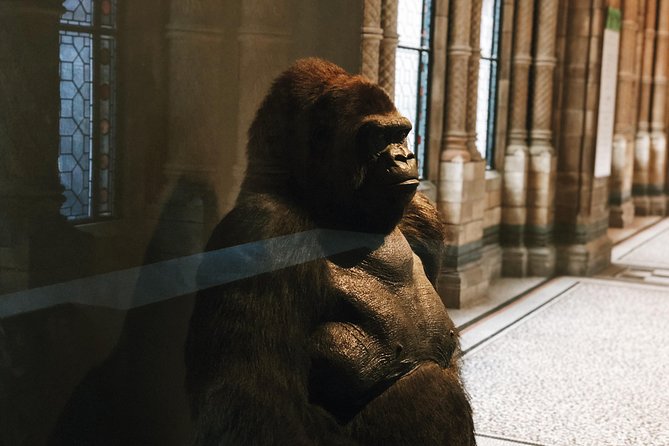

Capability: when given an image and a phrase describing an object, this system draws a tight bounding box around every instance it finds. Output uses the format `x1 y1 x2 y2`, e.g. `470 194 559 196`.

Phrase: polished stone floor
460 218 669 446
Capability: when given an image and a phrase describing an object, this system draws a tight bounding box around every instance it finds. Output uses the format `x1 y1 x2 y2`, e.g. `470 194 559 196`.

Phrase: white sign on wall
594 8 622 178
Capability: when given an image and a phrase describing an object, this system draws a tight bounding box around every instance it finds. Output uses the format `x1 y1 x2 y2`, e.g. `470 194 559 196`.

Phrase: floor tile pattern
462 281 669 446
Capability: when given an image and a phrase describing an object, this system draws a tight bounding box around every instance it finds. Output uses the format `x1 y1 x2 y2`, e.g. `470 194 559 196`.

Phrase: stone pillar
0 2 97 442
633 0 657 215
361 0 383 82
228 1 294 215
437 0 487 308
0 0 92 292
379 0 399 96
441 0 471 161
609 0 639 227
555 0 612 276
426 0 450 181
500 0 534 277
527 0 559 276
148 0 230 262
649 0 669 214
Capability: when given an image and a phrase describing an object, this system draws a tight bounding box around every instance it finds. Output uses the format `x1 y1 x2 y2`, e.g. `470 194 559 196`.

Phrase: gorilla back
185 58 475 446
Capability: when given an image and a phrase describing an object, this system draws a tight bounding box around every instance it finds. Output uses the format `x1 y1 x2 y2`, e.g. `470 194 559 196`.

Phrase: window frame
395 0 434 180
477 0 503 170
58 0 118 222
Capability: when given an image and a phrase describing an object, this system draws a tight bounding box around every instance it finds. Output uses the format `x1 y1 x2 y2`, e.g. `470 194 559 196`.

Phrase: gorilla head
243 58 418 234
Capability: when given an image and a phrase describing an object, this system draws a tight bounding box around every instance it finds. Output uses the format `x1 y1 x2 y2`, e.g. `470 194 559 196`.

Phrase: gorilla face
352 115 418 231
244 58 420 234
303 83 419 233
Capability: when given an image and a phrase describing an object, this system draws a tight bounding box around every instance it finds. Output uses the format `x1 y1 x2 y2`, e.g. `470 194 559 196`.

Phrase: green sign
606 7 622 31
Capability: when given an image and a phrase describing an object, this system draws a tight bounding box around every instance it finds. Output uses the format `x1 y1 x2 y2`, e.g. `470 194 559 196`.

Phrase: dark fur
185 59 475 445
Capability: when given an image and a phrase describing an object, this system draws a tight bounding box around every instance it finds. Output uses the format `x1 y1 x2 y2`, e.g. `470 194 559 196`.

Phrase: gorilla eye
365 128 387 156
396 129 409 142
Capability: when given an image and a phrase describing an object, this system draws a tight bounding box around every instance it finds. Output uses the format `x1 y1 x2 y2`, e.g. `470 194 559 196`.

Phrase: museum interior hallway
453 217 669 446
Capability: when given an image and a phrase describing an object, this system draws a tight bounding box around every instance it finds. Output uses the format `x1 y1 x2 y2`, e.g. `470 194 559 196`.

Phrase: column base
556 233 612 276
609 199 635 227
438 261 488 309
501 245 528 277
527 245 556 276
634 195 651 215
480 243 502 282
649 193 667 216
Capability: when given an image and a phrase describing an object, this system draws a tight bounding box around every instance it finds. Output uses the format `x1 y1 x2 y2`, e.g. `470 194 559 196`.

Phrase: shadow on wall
0 177 217 445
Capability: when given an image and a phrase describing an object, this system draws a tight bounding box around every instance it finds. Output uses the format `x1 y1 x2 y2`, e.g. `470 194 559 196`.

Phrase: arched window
394 0 433 179
475 0 502 168
58 0 117 220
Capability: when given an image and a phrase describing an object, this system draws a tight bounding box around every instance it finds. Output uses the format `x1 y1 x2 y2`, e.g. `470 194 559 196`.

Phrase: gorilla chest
308 230 456 417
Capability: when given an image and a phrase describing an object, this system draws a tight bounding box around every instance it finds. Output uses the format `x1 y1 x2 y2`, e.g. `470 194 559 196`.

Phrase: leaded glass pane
58 0 118 220
61 0 93 26
480 0 496 59
420 0 432 48
395 0 432 179
97 36 116 216
397 0 424 48
415 51 429 177
476 0 501 168
100 0 118 28
59 31 93 219
476 59 492 159
395 48 419 153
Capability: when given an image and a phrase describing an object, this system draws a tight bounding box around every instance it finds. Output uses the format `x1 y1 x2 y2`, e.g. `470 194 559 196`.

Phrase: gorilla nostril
392 147 413 163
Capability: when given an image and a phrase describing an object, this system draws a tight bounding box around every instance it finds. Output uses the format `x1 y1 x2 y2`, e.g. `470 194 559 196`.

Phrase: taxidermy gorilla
185 58 475 445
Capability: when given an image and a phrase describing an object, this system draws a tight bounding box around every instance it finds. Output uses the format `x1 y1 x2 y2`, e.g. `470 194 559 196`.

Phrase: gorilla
185 58 475 445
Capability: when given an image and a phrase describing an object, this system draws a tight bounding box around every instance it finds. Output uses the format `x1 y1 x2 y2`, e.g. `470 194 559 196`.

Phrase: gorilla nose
390 145 415 164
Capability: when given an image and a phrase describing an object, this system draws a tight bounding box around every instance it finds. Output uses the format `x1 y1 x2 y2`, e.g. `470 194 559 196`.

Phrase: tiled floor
461 218 669 446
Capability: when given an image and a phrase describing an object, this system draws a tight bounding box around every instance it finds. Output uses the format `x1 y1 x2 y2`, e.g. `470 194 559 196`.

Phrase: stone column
633 0 657 215
149 0 229 262
501 0 534 277
0 2 96 442
0 0 91 292
426 0 450 181
379 0 399 96
441 0 471 161
649 0 669 214
361 0 383 82
527 0 559 276
437 0 487 308
609 0 639 227
228 1 294 214
555 0 612 276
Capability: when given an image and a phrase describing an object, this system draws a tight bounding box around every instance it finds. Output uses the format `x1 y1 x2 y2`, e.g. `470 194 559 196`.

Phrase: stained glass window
58 0 117 220
395 0 432 179
475 0 502 168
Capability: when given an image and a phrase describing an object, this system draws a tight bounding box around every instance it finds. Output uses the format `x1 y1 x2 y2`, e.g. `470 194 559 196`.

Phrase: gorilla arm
185 203 360 446
398 192 446 286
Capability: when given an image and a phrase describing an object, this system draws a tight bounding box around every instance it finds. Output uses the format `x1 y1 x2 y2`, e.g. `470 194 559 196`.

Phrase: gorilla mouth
391 178 420 191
